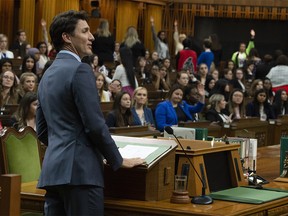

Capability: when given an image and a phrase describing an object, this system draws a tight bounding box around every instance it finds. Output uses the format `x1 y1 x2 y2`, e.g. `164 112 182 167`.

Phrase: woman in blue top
155 83 205 132
131 87 155 129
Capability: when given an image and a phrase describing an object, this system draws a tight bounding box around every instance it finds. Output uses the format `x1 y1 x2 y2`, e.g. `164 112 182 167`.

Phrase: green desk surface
210 186 288 204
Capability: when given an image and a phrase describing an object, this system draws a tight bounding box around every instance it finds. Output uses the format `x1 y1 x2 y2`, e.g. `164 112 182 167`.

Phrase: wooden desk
21 145 288 216
109 125 161 137
226 117 270 147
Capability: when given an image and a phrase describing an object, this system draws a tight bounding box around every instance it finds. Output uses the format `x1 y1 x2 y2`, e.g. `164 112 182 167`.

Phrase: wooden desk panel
20 145 288 216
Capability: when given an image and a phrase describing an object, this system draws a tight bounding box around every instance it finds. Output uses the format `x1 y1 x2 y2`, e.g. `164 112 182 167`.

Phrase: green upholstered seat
0 127 41 183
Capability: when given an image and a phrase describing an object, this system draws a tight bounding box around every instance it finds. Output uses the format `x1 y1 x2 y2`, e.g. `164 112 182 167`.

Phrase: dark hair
21 55 36 74
49 10 89 52
119 47 136 89
182 38 192 48
273 89 288 116
276 55 288 66
0 58 13 73
209 79 230 101
36 41 48 56
253 88 268 104
112 91 133 127
16 92 37 128
157 31 167 43
203 38 212 49
166 85 184 100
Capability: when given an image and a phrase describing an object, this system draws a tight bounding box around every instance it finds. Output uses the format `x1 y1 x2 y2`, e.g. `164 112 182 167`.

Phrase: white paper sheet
118 145 159 159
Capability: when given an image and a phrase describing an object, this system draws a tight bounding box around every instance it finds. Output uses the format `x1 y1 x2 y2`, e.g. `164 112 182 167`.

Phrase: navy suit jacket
36 52 123 188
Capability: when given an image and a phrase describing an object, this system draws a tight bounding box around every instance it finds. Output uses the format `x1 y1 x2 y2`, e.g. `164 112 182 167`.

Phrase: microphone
165 126 213 205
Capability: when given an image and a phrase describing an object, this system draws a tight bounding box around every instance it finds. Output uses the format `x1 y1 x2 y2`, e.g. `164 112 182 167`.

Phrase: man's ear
62 32 72 43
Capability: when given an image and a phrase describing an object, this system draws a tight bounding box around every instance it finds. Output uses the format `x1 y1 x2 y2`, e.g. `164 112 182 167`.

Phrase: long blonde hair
123 26 140 48
96 19 111 37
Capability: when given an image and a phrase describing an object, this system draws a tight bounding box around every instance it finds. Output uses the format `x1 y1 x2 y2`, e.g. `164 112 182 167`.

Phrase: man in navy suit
36 10 144 215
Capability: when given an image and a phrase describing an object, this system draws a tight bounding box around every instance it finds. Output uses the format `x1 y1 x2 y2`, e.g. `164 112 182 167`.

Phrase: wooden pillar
19 0 35 46
55 0 80 14
0 0 14 44
115 0 139 43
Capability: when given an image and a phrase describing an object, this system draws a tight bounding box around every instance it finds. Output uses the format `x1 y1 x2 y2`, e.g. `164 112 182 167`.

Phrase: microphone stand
165 126 213 205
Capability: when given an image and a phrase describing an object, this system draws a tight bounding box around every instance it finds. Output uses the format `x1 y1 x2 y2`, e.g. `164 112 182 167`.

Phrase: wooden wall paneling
34 0 56 46
19 0 35 46
115 0 139 43
54 0 79 15
0 0 14 45
144 4 163 53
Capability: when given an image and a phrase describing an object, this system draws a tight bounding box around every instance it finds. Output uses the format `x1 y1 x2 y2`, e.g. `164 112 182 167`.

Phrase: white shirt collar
59 50 81 62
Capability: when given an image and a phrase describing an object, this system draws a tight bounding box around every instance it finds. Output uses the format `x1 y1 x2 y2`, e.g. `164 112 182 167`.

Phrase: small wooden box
104 136 177 201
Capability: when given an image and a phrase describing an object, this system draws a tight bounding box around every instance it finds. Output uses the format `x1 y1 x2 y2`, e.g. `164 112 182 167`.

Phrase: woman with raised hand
150 16 170 60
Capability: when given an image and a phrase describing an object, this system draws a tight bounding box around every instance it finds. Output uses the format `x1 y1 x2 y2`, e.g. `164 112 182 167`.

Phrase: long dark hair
119 47 136 89
21 55 36 74
112 91 133 127
273 89 288 116
16 92 37 128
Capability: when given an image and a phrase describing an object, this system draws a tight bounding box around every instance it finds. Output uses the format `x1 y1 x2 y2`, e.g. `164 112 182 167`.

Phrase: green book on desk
210 187 288 204
280 137 288 174
195 128 208 140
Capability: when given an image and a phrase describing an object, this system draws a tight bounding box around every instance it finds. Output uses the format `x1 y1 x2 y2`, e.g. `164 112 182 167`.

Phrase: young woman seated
0 70 19 107
150 64 171 91
272 89 288 118
95 72 110 102
228 89 246 120
18 72 38 102
108 79 122 101
13 92 38 131
131 87 155 129
155 84 205 132
105 91 135 127
205 94 232 124
246 88 275 121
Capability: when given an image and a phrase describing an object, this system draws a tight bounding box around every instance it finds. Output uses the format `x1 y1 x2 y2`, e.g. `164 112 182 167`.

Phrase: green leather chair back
0 127 41 183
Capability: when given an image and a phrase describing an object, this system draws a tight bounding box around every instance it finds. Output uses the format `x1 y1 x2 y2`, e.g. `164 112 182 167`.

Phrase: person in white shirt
0 35 14 59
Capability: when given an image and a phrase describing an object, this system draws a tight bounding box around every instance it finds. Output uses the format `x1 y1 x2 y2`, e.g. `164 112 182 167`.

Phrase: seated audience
222 68 233 82
0 70 19 107
263 77 274 104
209 78 230 101
174 71 189 88
18 72 37 99
0 58 13 73
106 91 134 127
108 79 122 101
272 89 288 118
205 94 232 124
230 68 246 95
135 56 151 85
210 68 219 81
195 63 208 85
246 88 275 121
204 76 215 98
0 34 14 59
248 79 263 97
21 55 37 74
13 92 37 131
131 87 155 128
95 72 110 102
151 64 170 91
228 89 246 120
155 84 205 132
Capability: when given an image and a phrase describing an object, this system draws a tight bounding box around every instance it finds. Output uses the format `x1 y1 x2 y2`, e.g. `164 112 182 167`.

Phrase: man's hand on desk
122 158 146 168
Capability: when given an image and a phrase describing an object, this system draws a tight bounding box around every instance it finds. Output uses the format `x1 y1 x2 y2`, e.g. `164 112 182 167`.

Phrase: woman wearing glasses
0 70 19 107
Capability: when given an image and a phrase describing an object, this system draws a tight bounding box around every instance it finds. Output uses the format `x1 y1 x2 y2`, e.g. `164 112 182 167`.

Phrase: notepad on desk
210 187 288 204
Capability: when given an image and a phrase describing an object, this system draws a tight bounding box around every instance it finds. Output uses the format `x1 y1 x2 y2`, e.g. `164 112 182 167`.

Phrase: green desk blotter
209 187 288 204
